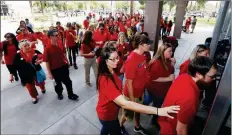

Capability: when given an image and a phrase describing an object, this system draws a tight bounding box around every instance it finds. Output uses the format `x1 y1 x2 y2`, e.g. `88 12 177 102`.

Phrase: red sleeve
0 42 3 51
179 60 190 75
125 58 137 80
31 34 37 41
177 98 197 124
100 76 121 101
43 47 49 62
150 60 162 80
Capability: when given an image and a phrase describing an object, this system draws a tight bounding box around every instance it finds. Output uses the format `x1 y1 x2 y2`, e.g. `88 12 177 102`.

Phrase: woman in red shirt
179 44 210 75
80 31 98 87
11 40 46 104
96 46 180 135
147 43 175 125
1 33 20 82
108 26 118 42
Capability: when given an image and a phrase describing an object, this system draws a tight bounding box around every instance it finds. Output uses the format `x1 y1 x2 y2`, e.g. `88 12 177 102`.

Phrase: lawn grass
197 17 216 26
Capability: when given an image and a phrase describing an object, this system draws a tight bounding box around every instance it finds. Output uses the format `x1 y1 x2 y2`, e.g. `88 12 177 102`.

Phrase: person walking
44 30 79 100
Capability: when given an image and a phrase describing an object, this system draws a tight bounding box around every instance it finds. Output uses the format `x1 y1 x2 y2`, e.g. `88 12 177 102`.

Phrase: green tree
115 1 130 12
90 1 99 9
138 0 145 5
197 0 206 10
139 4 145 10
32 1 49 14
167 1 176 12
99 3 109 11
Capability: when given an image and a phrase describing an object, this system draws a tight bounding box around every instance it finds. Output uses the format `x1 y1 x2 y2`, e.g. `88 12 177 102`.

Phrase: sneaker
68 94 79 100
42 90 46 94
15 76 19 81
32 98 38 104
86 82 92 87
74 65 78 70
134 125 148 135
58 94 63 100
120 126 129 135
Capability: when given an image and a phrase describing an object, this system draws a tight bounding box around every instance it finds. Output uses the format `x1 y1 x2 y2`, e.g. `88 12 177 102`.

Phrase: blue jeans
99 119 121 135
118 74 124 82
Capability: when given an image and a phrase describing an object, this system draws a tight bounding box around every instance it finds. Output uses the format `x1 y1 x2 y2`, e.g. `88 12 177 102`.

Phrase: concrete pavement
1 24 214 134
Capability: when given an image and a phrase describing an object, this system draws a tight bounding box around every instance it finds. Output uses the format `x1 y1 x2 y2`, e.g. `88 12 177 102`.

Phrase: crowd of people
1 12 217 135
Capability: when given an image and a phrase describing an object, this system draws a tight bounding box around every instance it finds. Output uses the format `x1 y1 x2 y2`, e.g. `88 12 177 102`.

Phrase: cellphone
92 47 98 53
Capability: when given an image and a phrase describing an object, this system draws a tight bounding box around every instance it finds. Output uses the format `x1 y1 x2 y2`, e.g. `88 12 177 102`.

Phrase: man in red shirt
16 27 38 49
119 17 128 34
56 21 65 42
64 22 78 69
93 24 109 48
158 56 217 135
83 16 90 30
44 30 79 101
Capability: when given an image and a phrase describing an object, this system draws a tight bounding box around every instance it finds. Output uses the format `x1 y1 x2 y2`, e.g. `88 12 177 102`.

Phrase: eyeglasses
108 56 119 62
206 74 216 79
52 34 58 37
19 39 29 43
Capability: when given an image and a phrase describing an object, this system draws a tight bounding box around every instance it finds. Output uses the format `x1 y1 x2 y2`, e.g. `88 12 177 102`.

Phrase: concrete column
144 1 163 53
173 1 188 39
219 3 231 40
210 1 230 59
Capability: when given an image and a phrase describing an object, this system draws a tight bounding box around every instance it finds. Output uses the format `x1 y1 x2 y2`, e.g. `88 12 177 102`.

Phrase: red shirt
34 33 50 48
116 43 129 58
147 59 174 98
83 19 89 29
96 74 122 121
43 45 68 70
0 42 18 65
81 41 96 58
119 22 127 33
158 74 200 135
124 51 148 98
64 30 76 48
109 32 118 41
179 59 190 75
93 30 109 48
126 19 131 28
56 26 65 39
17 33 37 48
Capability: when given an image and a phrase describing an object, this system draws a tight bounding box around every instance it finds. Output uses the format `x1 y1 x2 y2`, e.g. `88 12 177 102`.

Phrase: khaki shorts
122 95 144 121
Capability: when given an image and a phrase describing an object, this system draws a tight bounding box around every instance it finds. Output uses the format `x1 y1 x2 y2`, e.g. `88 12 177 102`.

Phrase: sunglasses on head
19 39 29 43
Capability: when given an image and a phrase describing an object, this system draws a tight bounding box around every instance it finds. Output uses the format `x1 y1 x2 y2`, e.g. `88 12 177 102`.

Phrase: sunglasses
19 39 29 43
100 29 104 31
5 36 11 39
52 34 58 37
108 56 119 62
20 29 26 31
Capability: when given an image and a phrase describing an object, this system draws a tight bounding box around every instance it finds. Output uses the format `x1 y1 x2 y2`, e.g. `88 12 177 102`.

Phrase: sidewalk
1 25 214 134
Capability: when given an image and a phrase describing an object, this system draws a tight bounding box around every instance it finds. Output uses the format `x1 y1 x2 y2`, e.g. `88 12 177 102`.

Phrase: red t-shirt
17 33 37 48
57 26 65 39
179 59 190 75
43 45 68 70
116 43 129 58
109 32 118 41
124 51 148 98
83 20 89 29
93 30 109 48
147 59 174 98
96 74 122 121
126 19 131 28
81 41 96 58
119 22 127 33
64 30 76 48
158 74 200 135
0 42 18 65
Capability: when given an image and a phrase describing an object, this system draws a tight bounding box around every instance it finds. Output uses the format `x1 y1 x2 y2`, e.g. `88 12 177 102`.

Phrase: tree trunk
130 0 133 16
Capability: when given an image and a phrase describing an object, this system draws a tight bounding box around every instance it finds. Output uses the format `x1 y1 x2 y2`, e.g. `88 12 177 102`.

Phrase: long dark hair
82 30 94 48
96 46 119 90
3 33 19 55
